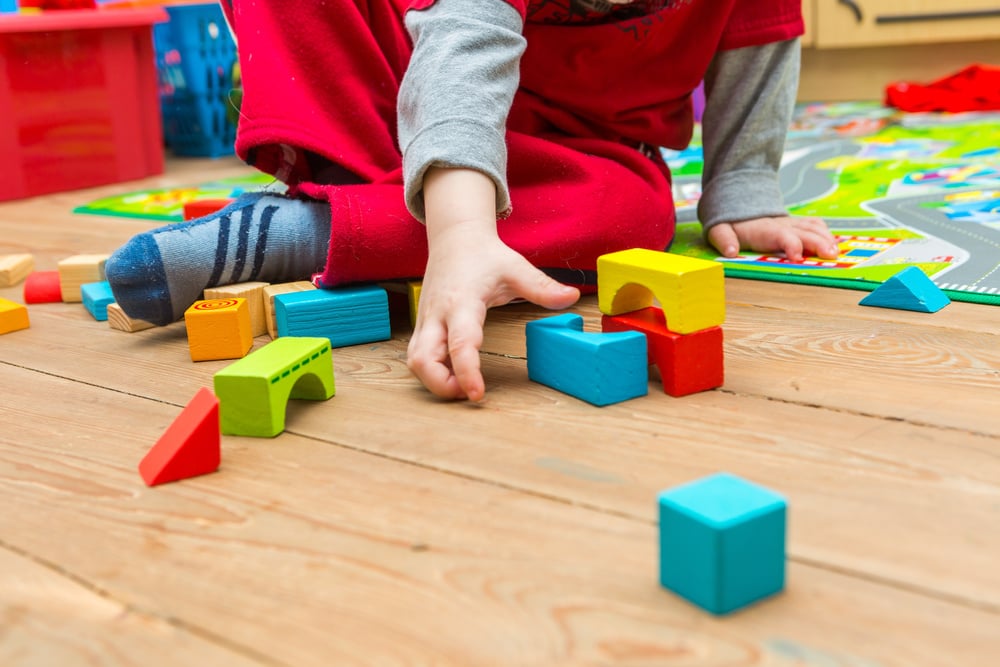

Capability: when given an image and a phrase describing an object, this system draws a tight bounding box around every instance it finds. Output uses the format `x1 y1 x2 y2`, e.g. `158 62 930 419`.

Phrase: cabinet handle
837 0 864 23
876 9 1000 24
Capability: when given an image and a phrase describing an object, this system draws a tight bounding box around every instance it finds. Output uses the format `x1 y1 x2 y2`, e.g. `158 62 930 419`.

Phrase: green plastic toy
214 337 335 437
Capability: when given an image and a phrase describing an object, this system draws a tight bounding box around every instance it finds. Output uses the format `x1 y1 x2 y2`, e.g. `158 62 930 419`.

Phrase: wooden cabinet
799 0 1000 101
813 0 1000 48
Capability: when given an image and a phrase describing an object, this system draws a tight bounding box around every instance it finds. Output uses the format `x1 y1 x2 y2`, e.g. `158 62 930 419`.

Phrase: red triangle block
139 387 221 486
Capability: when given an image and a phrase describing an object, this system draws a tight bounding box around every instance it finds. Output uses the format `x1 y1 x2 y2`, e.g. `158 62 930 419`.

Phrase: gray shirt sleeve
399 0 525 222
697 38 801 232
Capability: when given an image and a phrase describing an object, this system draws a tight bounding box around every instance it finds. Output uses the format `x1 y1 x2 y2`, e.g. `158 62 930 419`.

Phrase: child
106 0 838 402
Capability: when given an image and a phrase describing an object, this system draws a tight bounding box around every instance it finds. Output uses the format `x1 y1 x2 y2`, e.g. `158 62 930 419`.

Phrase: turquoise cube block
0 0 17 13
526 313 647 407
80 281 115 322
275 285 391 348
658 472 786 615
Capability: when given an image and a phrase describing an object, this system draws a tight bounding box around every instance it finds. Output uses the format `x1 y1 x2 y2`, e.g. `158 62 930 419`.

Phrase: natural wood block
262 281 316 339
205 281 270 338
597 248 724 334
184 298 254 362
57 254 108 303
106 303 156 333
0 254 34 287
0 297 30 335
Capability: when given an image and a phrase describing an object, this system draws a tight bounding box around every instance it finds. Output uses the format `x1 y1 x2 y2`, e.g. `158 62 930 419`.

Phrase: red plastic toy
139 387 221 486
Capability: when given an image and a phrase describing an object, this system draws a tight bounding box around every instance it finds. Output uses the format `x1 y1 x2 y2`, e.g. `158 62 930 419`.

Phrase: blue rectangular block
658 472 786 615
275 285 391 348
80 281 115 322
526 313 647 407
0 0 18 13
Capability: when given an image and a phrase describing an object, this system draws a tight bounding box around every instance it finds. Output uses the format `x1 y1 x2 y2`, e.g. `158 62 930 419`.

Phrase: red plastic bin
0 8 167 202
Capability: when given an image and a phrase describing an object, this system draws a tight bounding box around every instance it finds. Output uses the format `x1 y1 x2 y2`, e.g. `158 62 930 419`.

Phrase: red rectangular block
602 306 724 397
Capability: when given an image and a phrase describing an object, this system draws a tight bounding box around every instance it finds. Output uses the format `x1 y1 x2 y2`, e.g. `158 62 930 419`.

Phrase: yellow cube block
597 248 724 334
0 298 30 335
184 298 253 362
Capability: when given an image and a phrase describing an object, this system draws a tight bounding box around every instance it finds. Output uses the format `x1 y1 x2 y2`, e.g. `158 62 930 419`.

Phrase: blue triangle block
859 266 950 313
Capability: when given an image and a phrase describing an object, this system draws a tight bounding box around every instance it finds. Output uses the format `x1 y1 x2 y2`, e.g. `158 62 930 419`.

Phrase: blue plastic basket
154 2 238 157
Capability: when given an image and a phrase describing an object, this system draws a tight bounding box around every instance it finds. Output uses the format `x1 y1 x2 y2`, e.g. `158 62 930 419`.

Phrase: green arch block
214 337 336 437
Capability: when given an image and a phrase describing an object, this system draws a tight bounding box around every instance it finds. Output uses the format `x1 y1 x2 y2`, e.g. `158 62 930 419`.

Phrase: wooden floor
1 157 998 667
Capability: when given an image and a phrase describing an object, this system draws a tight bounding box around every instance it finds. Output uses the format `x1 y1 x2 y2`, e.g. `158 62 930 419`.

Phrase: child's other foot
106 193 330 326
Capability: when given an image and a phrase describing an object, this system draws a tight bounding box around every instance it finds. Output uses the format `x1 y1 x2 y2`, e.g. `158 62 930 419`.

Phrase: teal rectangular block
81 281 115 321
526 313 647 406
658 472 786 615
275 285 391 348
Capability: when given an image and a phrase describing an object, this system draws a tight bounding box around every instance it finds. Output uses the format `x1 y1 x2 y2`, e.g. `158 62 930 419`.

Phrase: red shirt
408 0 803 149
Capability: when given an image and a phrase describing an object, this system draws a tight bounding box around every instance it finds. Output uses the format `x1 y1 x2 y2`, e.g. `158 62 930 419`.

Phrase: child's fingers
773 226 806 262
800 230 841 259
706 223 740 257
407 321 465 400
446 309 486 402
506 265 580 311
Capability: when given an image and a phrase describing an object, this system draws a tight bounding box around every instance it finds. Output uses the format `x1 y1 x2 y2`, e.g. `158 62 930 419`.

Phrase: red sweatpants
225 0 677 289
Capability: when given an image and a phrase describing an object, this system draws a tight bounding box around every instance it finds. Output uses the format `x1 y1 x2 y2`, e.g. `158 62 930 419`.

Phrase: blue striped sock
106 192 330 326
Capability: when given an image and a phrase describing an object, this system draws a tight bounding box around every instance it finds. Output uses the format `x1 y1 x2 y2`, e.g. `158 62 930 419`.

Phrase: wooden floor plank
3 159 999 665
480 296 1000 435
1 301 998 612
0 545 268 667
1 368 998 667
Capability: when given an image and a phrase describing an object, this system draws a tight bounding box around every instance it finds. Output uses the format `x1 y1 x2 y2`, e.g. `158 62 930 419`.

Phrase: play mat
75 102 1000 306
668 102 1000 306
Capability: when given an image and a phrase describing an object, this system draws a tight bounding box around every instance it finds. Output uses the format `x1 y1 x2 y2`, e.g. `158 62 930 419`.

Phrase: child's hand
707 216 839 261
407 167 579 402
407 225 579 401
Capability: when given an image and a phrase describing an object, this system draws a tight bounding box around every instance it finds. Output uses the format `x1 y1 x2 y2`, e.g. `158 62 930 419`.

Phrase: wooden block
602 307 724 397
0 253 34 287
214 337 336 437
183 198 234 221
659 473 786 615
107 303 156 333
859 266 950 313
0 297 30 335
525 313 647 407
57 254 108 303
379 280 422 329
408 280 422 329
597 248 725 334
262 281 316 339
23 271 63 304
204 281 270 337
275 285 391 348
184 298 254 362
80 281 115 321
138 387 221 486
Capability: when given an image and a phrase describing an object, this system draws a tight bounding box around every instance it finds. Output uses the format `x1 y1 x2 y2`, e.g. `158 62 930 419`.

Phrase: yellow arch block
597 249 724 334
